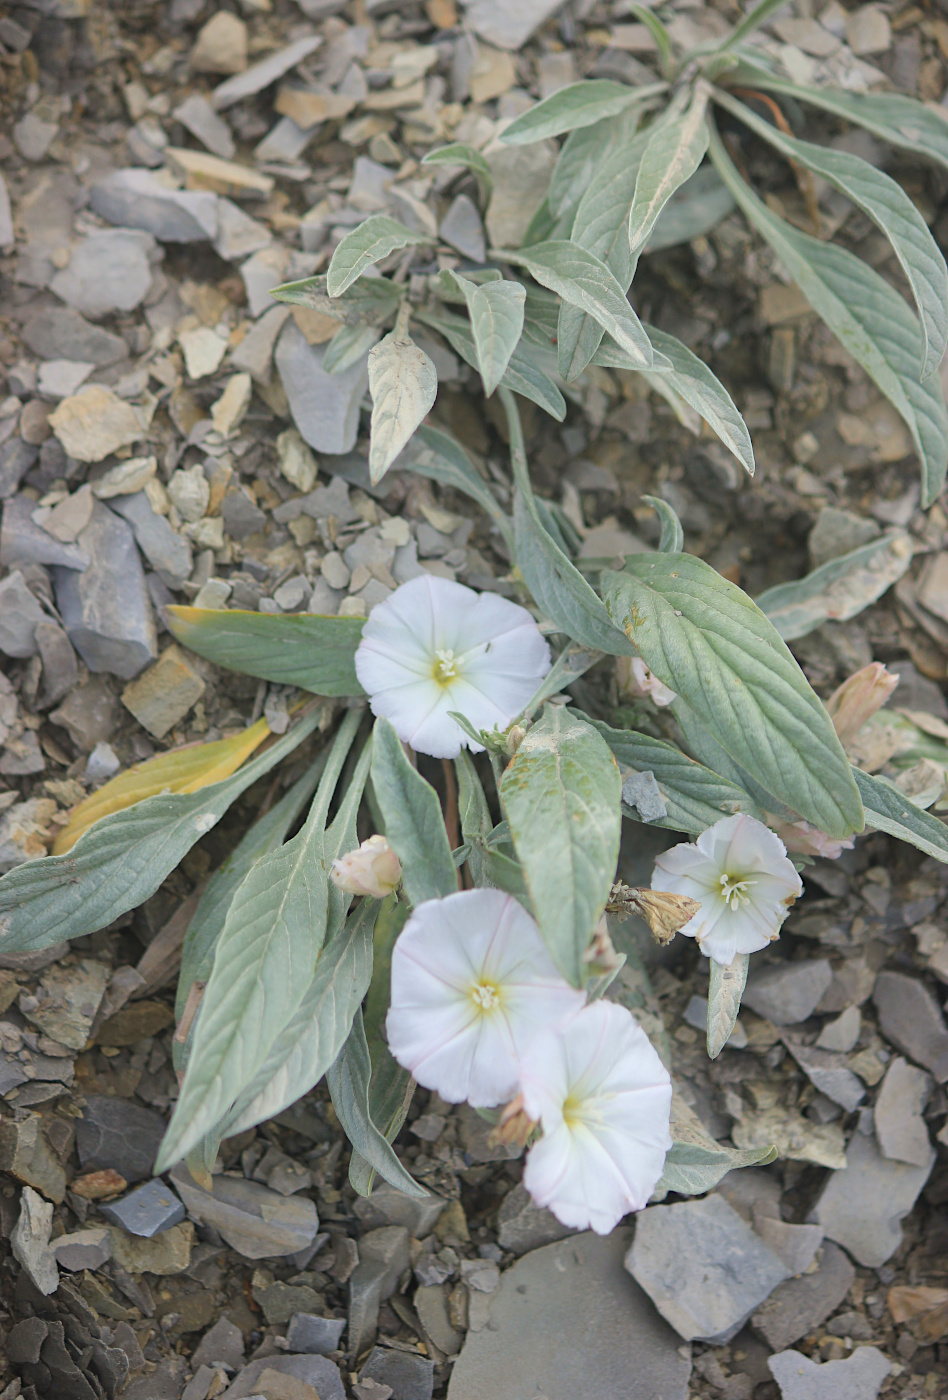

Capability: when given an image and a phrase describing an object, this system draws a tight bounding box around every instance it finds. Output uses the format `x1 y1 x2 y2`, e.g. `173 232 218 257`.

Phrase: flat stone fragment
90 167 219 242
627 1195 790 1342
108 1221 193 1275
815 1005 861 1052
440 194 486 261
751 1242 855 1351
191 1316 245 1370
53 1225 112 1271
173 92 236 159
415 1284 463 1356
222 1355 344 1400
22 956 110 1049
449 1230 690 1400
873 971 948 1081
167 147 274 200
874 1055 932 1167
811 1128 933 1267
0 1114 67 1201
53 501 158 679
171 1165 319 1258
99 1179 186 1237
212 372 252 435
121 644 205 738
768 1345 890 1400
0 438 38 497
0 570 48 656
276 319 368 455
361 1347 434 1400
191 10 247 74
784 1041 865 1111
461 0 565 48
7 1316 49 1364
76 1094 167 1183
180 325 228 378
496 1182 576 1255
286 1313 346 1354
12 1185 59 1295
231 303 290 382
111 489 193 591
38 359 95 398
349 1224 412 1354
49 230 156 319
743 960 833 1026
22 306 128 365
48 385 143 463
214 196 272 260
1 495 89 570
93 455 158 499
352 1183 448 1236
753 1218 824 1277
211 35 323 110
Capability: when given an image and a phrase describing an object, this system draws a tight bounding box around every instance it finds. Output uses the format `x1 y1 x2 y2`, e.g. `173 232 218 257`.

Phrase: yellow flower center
470 980 500 1011
719 872 755 909
433 648 460 684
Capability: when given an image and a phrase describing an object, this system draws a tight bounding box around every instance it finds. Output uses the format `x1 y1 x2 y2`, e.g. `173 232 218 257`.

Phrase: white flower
651 813 803 966
330 834 402 898
520 1000 672 1235
355 575 551 759
386 888 585 1108
617 655 677 707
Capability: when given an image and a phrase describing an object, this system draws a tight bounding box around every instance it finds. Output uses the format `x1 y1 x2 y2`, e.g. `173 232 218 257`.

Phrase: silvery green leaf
655 1114 777 1198
367 332 438 484
328 1007 426 1197
643 494 684 552
269 274 402 325
593 323 754 474
323 322 380 374
371 717 457 906
455 750 492 887
707 953 749 1059
402 424 512 550
327 216 432 297
0 709 322 956
854 767 948 863
500 80 665 145
709 125 948 505
421 142 493 203
756 531 914 640
156 711 362 1170
499 705 621 987
420 311 566 420
549 121 614 221
628 87 711 258
520 644 603 720
601 555 864 838
716 88 948 378
446 272 526 397
496 241 660 370
645 166 736 253
722 0 795 47
579 712 760 835
166 606 364 697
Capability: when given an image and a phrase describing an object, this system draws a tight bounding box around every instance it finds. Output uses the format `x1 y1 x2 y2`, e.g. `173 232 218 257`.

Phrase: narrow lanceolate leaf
404 424 512 551
854 767 948 863
593 324 755 474
327 216 432 297
420 311 566 421
499 705 621 987
455 750 492 888
756 531 913 641
628 87 711 258
167 606 364 696
371 717 457 906
601 555 864 838
421 143 492 202
709 126 948 505
644 495 684 553
0 709 322 955
447 273 526 397
716 88 948 378
707 954 749 1059
368 333 438 484
496 241 659 370
500 80 665 145
156 711 362 1169
549 120 616 221
327 1007 426 1196
54 720 271 854
721 0 794 47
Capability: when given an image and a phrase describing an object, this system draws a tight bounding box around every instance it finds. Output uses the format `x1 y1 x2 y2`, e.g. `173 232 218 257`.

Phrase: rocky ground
3 1 948 1399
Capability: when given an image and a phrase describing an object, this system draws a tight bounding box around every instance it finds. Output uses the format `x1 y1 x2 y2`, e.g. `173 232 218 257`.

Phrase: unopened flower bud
769 817 855 861
582 918 624 976
330 835 402 898
505 723 526 755
488 1093 538 1151
826 662 898 746
617 655 677 707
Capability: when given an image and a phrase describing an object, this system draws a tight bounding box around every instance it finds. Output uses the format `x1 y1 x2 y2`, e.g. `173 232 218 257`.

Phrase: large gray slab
810 1129 934 1267
90 168 218 242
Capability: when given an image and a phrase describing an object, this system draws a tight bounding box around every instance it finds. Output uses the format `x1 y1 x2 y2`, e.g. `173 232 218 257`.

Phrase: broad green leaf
579 713 760 835
327 1007 425 1197
854 767 948 863
500 80 664 145
654 1093 777 1198
167 606 364 697
54 719 271 855
716 88 948 377
756 531 913 641
420 311 566 421
371 717 457 906
403 424 512 551
446 272 526 397
644 166 735 253
327 216 433 297
497 240 660 370
156 710 362 1169
594 323 755 474
644 494 684 553
421 142 492 203
323 322 379 374
499 705 621 987
709 125 948 504
707 953 749 1059
601 555 864 838
628 87 711 257
367 332 438 483
0 709 322 956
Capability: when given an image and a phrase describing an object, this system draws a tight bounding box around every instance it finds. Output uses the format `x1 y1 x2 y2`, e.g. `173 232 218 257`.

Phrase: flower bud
769 818 855 861
582 918 624 976
488 1094 538 1151
330 835 402 898
826 662 898 746
617 655 677 707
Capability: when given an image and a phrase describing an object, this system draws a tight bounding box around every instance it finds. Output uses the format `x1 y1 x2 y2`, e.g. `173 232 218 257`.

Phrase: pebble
496 1182 576 1256
48 385 143 463
108 1221 193 1275
815 1005 861 1053
808 507 880 570
99 1178 186 1237
76 1094 167 1183
222 485 267 540
23 306 128 366
49 230 156 319
462 0 564 49
415 1283 463 1356
253 1273 324 1325
361 1348 434 1400
223 1355 344 1400
286 1313 347 1354
277 426 319 493
768 1345 890 1400
93 455 158 499
12 1186 59 1295
53 1225 112 1272
180 325 228 379
751 1242 855 1351
0 438 38 497
54 500 158 679
35 482 95 542
173 92 236 160
14 110 59 162
0 1114 67 1202
872 971 948 1081
275 320 368 455
211 35 324 111
448 1229 690 1400
171 1164 319 1257
874 1056 932 1167
91 167 219 242
811 1128 933 1267
50 675 116 751
191 10 247 74
349 1225 411 1355
213 196 272 260
111 489 194 591
0 570 48 657
85 740 121 784
742 960 833 1026
211 371 252 436
191 1316 245 1370
845 5 891 55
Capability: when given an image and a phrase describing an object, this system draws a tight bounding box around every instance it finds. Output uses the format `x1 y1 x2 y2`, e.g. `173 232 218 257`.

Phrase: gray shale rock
275 320 368 455
22 306 129 366
49 229 157 319
222 1354 344 1400
90 167 218 242
76 1095 167 1183
751 1241 855 1351
873 971 948 1081
111 490 193 591
171 1164 319 1258
768 1346 890 1400
811 1129 934 1267
743 960 833 1026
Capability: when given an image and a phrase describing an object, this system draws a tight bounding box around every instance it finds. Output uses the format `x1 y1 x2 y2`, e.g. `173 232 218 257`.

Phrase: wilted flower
355 575 551 759
520 1000 672 1235
581 918 624 977
386 889 586 1107
617 655 677 707
651 813 803 966
330 834 402 898
826 662 899 746
769 818 855 862
488 1092 538 1151
607 883 701 945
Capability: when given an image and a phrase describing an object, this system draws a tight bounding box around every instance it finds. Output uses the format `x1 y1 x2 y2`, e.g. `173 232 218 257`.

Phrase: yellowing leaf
54 719 271 855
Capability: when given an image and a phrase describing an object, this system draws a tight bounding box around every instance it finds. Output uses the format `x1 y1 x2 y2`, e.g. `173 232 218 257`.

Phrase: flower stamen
433 648 459 684
719 872 755 909
470 980 500 1011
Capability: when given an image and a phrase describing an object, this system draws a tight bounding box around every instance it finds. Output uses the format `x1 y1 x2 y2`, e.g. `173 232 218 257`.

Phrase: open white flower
355 575 551 759
520 1000 672 1235
386 888 585 1108
651 813 803 966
